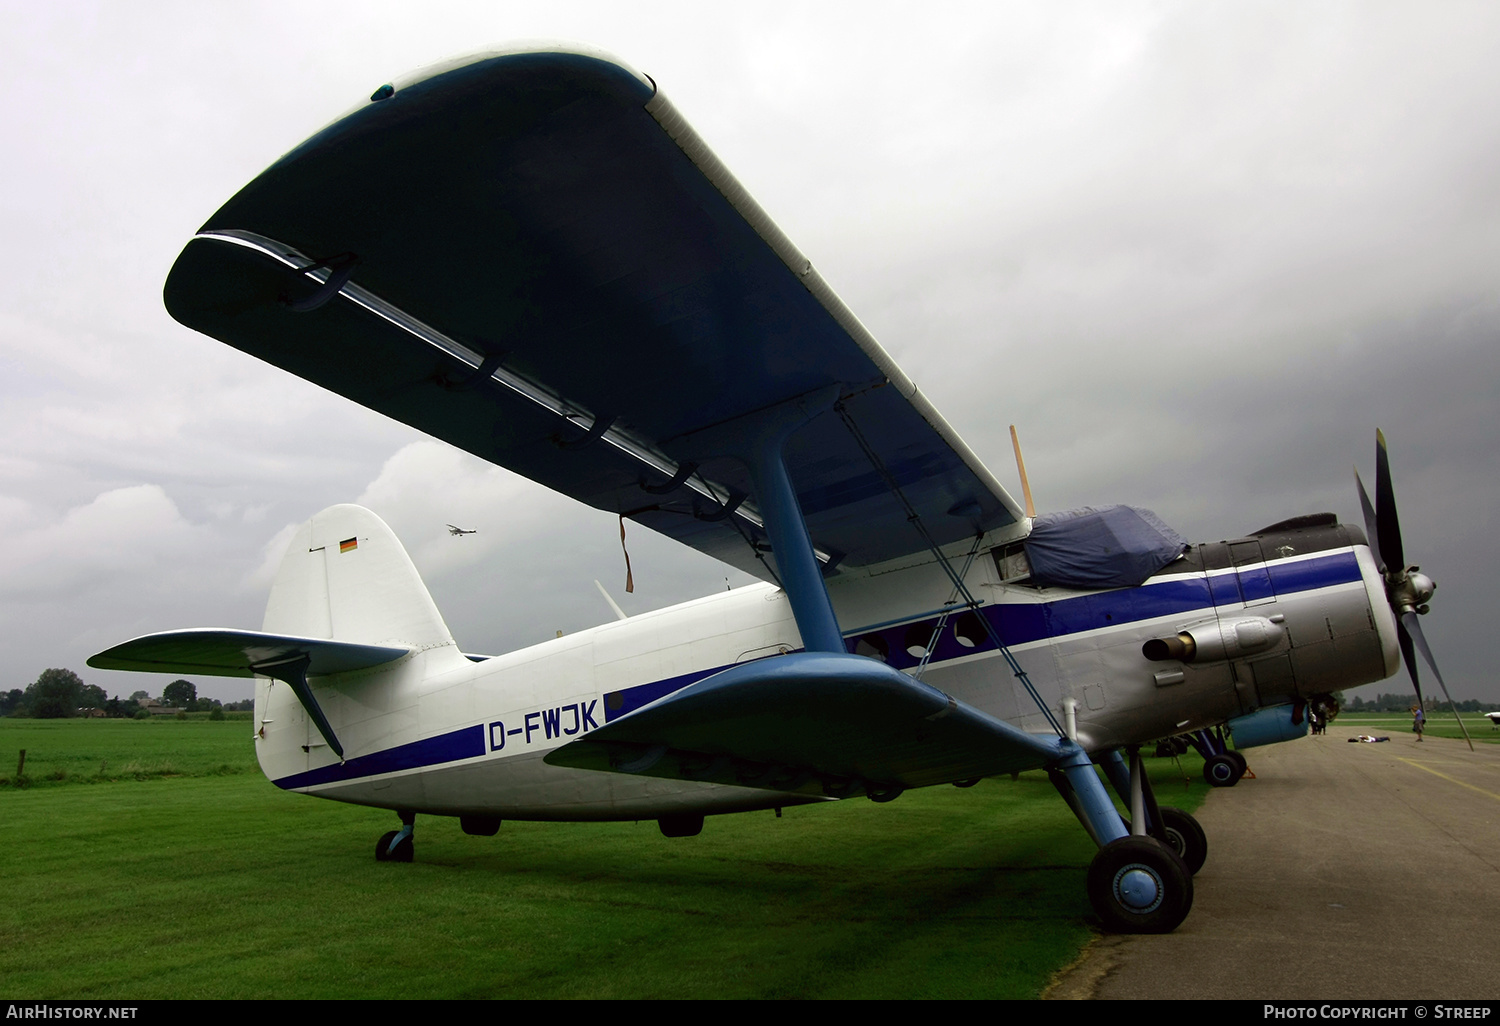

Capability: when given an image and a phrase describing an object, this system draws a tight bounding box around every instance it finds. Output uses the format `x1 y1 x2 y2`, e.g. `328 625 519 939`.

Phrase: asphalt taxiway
1046 723 1500 1000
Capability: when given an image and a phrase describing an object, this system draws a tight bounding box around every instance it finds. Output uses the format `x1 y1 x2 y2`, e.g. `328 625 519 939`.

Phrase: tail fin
263 504 456 651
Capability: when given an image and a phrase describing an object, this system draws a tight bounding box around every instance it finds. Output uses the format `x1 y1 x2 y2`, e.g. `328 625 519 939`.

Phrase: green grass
0 719 259 786
0 720 1207 998
1336 712 1500 744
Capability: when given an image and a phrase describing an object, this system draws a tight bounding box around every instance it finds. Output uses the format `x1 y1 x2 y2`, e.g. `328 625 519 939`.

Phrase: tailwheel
376 830 414 862
376 811 416 862
1087 836 1194 934
1156 806 1207 875
1203 752 1244 787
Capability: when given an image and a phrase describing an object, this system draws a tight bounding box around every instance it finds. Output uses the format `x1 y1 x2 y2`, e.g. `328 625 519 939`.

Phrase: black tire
1157 806 1208 875
1087 836 1194 934
1203 753 1243 787
376 830 414 862
1225 749 1248 775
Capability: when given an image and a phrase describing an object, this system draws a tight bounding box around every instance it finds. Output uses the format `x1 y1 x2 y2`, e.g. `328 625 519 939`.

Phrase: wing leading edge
164 47 1024 582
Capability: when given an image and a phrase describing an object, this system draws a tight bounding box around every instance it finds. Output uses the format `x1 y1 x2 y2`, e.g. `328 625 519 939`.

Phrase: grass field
0 718 1207 999
1334 712 1500 744
0 718 260 785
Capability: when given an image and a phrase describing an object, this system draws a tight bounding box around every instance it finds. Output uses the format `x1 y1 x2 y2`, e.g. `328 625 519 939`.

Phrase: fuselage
254 518 1398 820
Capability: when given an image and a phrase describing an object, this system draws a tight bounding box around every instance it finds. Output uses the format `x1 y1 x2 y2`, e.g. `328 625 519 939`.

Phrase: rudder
263 504 456 652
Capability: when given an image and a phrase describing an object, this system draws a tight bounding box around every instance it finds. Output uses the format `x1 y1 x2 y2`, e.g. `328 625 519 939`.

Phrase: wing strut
833 401 1062 737
679 386 844 653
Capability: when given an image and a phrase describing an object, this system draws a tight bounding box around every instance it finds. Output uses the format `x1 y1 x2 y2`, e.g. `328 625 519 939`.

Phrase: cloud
243 521 302 594
2 3 1498 700
0 485 207 601
350 441 759 654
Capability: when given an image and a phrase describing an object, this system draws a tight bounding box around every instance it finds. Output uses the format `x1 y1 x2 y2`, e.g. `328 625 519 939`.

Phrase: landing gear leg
376 810 415 862
1099 747 1208 875
1050 743 1193 933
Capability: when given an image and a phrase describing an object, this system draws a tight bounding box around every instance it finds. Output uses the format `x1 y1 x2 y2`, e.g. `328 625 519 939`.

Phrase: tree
163 679 197 709
78 684 108 710
25 668 84 719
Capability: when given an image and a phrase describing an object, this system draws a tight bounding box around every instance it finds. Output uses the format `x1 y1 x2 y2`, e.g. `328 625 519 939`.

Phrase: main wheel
375 830 414 862
1087 836 1194 934
1203 753 1244 787
1156 806 1208 875
1225 749 1248 775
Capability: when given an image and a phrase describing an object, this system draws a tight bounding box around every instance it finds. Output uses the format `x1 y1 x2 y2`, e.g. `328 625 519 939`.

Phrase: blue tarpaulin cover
1024 505 1188 589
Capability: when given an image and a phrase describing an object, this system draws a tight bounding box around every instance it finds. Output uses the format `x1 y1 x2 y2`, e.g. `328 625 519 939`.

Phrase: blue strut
1053 742 1129 848
679 386 845 654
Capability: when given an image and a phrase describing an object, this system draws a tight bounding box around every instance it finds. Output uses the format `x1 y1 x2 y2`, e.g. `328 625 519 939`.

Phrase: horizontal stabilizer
545 652 1064 799
87 628 409 678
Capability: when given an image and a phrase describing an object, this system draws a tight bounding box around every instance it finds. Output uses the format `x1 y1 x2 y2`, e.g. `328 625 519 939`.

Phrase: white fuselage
254 534 1397 820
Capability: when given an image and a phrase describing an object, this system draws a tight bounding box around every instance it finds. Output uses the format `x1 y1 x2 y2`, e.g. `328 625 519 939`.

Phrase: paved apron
1046 723 1500 1000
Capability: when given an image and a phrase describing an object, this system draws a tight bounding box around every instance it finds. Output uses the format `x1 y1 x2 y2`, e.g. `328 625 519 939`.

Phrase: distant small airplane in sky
447 525 477 536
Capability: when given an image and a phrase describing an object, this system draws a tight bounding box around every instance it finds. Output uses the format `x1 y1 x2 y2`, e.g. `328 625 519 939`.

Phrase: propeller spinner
1354 430 1473 751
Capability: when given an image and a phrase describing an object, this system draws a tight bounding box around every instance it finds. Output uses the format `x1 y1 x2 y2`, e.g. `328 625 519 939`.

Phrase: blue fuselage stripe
274 723 485 790
861 550 1361 673
272 550 1364 787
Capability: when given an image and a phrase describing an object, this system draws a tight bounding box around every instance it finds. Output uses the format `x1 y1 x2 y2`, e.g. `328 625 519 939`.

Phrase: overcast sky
3 2 1497 706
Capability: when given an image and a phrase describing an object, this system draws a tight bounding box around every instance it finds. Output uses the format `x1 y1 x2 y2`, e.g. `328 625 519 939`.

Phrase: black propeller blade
1354 468 1385 573
1373 429 1406 573
1357 431 1473 752
1402 611 1471 749
1396 616 1424 709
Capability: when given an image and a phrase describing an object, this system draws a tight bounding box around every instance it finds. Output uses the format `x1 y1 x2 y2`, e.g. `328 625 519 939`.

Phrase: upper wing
164 46 1024 580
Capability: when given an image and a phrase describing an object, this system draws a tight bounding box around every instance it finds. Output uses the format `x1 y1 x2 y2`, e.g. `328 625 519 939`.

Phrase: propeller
1354 430 1473 751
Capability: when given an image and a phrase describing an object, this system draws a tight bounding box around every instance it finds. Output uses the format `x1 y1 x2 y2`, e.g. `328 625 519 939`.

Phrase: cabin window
953 611 987 648
904 623 937 658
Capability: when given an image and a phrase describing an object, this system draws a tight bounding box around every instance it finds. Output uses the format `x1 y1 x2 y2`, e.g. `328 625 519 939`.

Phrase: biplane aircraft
89 45 1442 934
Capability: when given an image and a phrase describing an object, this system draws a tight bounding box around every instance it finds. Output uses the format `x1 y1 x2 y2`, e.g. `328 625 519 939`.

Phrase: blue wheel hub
1114 865 1164 912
